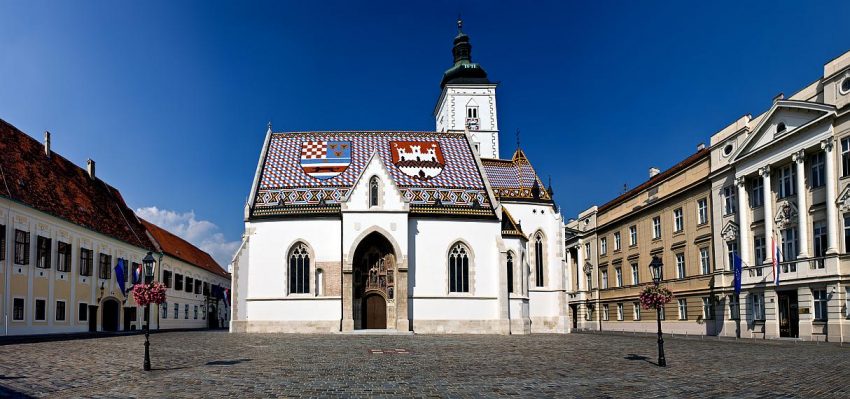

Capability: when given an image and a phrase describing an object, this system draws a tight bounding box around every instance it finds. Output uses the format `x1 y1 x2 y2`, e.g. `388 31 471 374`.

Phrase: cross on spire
457 15 463 33
516 129 521 149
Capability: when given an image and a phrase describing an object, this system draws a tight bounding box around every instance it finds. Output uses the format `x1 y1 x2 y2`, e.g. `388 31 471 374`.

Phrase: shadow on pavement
205 358 252 366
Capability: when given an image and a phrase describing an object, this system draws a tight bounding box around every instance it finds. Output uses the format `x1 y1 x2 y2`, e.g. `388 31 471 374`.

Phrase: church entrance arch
352 232 395 330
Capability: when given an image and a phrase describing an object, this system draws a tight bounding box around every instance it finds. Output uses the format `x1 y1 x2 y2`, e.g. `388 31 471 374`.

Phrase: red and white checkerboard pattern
300 141 328 159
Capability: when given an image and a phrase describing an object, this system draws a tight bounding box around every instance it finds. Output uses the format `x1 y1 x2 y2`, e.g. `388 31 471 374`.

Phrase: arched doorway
102 299 120 332
352 232 395 330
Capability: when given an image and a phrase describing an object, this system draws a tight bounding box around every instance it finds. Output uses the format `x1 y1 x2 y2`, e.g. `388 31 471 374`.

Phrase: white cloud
136 206 240 270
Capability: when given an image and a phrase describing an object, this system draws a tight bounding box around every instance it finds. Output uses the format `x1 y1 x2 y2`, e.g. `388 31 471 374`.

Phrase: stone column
823 139 839 254
576 241 584 291
761 166 774 264
792 150 810 258
565 249 573 292
736 176 752 265
341 262 354 332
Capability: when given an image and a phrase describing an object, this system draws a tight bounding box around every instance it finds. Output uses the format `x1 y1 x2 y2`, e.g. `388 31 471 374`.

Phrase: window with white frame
629 225 637 246
842 137 850 177
615 267 622 287
506 253 514 294
844 215 850 253
676 253 685 279
13 298 24 321
677 298 687 320
584 242 591 259
846 287 850 318
614 232 621 251
449 242 471 293
781 228 798 266
289 242 311 294
600 237 608 255
702 297 714 319
810 152 825 188
35 299 46 321
369 176 380 207
78 303 88 322
55 300 65 321
750 178 763 208
173 303 179 319
813 222 827 263
601 270 608 289
602 304 609 321
813 289 828 321
697 198 708 225
194 305 198 320
723 186 736 215
631 263 639 285
729 295 740 320
617 303 624 321
633 302 641 321
726 241 738 271
534 234 544 287
754 236 766 268
750 293 765 320
778 164 796 199
652 216 661 239
700 247 710 275
162 302 168 319
673 208 684 232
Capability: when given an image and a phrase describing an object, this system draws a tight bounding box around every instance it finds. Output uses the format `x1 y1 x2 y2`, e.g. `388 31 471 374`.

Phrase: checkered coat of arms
300 141 351 180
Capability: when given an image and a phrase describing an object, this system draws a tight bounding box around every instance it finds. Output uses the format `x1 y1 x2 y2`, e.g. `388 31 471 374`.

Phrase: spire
457 15 463 34
440 18 489 88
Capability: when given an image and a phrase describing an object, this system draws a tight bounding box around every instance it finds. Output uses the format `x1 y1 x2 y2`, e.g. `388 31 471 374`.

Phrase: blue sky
1 1 848 266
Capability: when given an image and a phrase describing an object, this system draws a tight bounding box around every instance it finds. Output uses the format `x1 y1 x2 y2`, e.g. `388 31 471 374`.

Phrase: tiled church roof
140 219 229 278
251 131 495 218
481 149 552 203
0 119 154 250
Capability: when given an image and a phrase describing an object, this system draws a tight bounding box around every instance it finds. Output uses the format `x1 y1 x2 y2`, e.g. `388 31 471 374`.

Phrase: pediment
774 199 799 229
732 100 834 162
721 221 739 242
341 151 408 212
837 185 850 213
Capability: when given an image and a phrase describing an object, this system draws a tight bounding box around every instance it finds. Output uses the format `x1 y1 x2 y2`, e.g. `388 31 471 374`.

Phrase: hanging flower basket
132 282 167 307
638 285 673 310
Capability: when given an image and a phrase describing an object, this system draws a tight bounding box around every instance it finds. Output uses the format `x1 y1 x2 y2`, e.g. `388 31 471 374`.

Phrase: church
230 20 567 334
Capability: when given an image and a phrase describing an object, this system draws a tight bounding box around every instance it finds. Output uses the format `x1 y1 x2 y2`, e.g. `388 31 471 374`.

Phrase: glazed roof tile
0 119 154 250
481 149 552 203
251 131 495 218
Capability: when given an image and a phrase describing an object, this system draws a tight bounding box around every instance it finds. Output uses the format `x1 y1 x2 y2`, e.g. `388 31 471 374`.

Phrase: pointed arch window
507 252 514 294
449 243 470 293
369 176 380 207
288 243 310 294
535 234 544 287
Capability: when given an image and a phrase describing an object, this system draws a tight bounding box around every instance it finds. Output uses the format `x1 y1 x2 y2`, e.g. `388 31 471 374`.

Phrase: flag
114 259 127 294
772 234 781 286
733 254 743 295
223 288 230 306
132 262 142 284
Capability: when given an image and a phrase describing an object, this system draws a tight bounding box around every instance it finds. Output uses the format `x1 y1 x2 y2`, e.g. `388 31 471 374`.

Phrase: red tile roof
0 118 154 250
140 219 229 278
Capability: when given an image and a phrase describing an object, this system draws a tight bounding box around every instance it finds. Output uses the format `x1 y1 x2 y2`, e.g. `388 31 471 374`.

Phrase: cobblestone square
0 331 848 398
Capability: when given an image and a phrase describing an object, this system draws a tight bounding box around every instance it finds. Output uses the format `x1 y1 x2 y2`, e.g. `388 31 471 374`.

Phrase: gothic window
448 242 470 293
288 242 311 294
534 233 545 287
506 252 514 294
369 176 379 207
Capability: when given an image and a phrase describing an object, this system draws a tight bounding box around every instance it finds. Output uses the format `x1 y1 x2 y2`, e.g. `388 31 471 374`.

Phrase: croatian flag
772 234 781 286
223 288 230 306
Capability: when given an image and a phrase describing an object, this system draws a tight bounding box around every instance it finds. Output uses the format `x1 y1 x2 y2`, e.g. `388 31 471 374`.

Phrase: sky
1 1 849 267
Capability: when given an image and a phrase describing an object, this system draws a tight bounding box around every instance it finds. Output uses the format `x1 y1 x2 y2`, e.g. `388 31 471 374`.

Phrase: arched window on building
369 176 380 207
448 242 470 293
289 242 310 294
507 252 514 294
535 233 545 287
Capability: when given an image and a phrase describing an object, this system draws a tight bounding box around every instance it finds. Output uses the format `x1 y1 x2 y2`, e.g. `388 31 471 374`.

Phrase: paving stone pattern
0 331 848 398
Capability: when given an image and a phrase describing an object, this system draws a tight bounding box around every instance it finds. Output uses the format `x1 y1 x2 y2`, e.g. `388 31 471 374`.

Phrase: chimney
87 159 96 179
44 131 51 158
649 167 660 178
697 142 706 151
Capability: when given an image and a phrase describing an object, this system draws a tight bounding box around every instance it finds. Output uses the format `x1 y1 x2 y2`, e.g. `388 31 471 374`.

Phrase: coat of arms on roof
300 140 351 180
390 141 445 180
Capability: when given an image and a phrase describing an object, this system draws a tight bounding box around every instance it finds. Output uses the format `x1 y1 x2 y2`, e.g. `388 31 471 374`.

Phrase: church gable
481 148 552 203
342 152 407 212
250 131 495 218
733 101 833 162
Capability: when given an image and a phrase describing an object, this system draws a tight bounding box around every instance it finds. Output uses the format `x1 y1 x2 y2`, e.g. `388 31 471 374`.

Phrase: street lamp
649 255 666 367
142 251 156 371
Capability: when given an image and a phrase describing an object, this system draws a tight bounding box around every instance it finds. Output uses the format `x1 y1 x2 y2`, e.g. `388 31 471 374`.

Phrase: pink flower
132 282 167 306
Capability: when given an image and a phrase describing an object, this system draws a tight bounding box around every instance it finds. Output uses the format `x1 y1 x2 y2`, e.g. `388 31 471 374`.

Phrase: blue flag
733 254 743 295
114 259 127 294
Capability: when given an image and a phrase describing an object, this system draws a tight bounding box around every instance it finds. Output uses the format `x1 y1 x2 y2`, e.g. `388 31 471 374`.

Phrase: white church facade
230 21 567 334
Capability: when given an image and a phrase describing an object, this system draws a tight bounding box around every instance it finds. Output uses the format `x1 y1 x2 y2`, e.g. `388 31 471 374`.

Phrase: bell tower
434 18 500 158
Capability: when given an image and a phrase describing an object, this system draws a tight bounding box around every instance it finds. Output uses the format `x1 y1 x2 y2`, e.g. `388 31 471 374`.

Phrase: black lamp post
142 252 156 371
649 255 666 367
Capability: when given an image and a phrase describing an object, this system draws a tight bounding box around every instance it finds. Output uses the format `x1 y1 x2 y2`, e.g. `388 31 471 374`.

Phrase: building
709 50 850 341
230 20 567 334
0 118 230 335
565 206 599 331
141 220 231 329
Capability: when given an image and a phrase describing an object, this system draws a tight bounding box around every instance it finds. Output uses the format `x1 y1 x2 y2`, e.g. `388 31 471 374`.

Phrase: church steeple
440 18 489 88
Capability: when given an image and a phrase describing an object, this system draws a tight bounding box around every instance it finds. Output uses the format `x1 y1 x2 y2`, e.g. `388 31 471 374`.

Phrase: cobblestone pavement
0 331 848 398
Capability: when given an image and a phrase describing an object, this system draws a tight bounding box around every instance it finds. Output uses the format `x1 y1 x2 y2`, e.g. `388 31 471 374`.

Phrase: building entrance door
88 305 98 332
570 305 578 329
102 299 120 332
778 291 799 338
363 294 387 329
